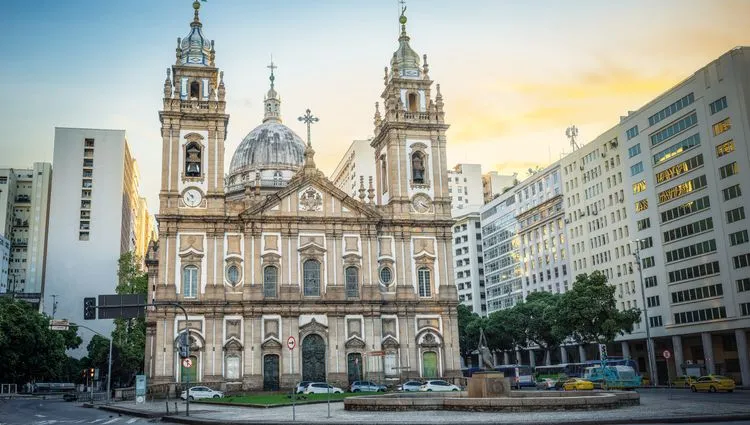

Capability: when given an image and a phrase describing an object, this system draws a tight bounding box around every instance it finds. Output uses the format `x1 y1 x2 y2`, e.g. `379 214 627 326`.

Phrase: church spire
391 2 421 78
263 58 282 123
177 0 214 66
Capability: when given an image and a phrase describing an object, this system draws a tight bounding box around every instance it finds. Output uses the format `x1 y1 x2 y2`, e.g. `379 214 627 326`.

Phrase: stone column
503 351 510 365
560 346 568 363
529 350 536 367
735 330 750 388
621 341 631 359
701 332 715 375
672 335 684 377
578 345 587 362
515 349 522 365
544 349 551 366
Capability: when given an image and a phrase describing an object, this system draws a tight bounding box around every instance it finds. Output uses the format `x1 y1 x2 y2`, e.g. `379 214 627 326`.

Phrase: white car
536 378 556 390
180 386 224 400
396 381 423 392
303 382 344 394
418 380 460 392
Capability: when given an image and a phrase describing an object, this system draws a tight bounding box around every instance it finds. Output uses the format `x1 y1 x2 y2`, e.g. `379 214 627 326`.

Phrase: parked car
536 378 556 390
671 375 699 388
180 386 224 400
562 378 594 391
296 381 313 394
691 375 735 393
350 380 387 392
62 392 78 402
396 381 423 392
304 382 344 394
418 380 460 392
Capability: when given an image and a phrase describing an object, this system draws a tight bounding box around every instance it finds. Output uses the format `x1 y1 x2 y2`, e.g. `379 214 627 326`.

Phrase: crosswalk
30 418 143 425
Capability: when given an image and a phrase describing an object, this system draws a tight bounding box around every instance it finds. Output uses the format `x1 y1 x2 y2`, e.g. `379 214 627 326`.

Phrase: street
0 398 153 425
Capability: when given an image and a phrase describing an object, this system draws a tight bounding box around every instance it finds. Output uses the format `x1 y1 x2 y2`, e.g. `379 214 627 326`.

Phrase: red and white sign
287 336 296 351
663 350 671 359
182 358 193 368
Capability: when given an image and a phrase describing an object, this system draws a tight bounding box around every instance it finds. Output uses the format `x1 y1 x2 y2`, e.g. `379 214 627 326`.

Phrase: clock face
183 188 202 207
411 194 431 213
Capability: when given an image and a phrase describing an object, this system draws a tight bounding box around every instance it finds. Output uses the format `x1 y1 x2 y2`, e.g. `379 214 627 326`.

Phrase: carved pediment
223 337 243 352
342 252 362 266
414 252 436 266
418 331 442 348
299 318 328 338
410 142 428 151
382 335 400 350
261 338 282 350
345 336 366 349
298 243 326 258
261 251 281 264
179 251 204 262
184 132 205 143
299 186 323 212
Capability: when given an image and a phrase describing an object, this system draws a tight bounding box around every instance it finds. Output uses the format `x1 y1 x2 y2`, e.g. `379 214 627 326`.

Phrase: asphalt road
0 398 154 425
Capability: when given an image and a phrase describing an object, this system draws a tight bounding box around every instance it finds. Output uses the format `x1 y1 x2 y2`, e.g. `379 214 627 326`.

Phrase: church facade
144 1 460 390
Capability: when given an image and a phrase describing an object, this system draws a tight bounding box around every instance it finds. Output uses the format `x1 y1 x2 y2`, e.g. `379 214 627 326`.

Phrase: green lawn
197 391 381 407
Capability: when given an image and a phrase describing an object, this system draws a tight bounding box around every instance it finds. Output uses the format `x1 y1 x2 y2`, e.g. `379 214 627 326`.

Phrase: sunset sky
2 0 749 213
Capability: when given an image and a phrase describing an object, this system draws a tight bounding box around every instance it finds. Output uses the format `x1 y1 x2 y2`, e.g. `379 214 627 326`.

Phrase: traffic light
599 344 608 361
83 297 96 320
178 331 189 358
89 368 95 379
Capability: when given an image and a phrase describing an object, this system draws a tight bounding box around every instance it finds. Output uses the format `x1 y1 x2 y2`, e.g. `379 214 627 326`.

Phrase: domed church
145 1 460 391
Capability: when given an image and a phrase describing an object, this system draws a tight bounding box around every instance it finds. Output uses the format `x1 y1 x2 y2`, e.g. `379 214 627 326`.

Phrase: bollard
175 402 179 416
165 401 169 414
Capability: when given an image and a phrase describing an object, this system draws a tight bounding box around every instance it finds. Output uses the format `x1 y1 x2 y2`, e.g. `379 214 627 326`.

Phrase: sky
2 0 749 214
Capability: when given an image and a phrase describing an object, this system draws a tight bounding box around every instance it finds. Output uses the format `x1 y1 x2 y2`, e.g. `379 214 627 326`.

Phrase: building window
650 112 698 146
263 266 277 297
642 256 655 269
630 162 643 176
733 253 750 269
673 306 726 324
658 175 707 204
668 261 720 283
741 303 750 317
303 260 321 296
671 283 723 304
380 156 388 194
665 239 717 263
716 140 735 157
661 195 710 224
730 230 749 246
185 142 202 177
648 93 694 126
418 267 431 297
655 154 704 185
84 138 95 147
632 180 647 194
640 237 653 249
719 162 738 180
634 199 648 212
345 266 359 298
653 133 700 165
737 278 750 293
663 217 713 243
726 207 745 224
709 96 728 115
183 265 198 298
649 316 663 328
637 218 651 231
645 276 657 288
626 126 639 140
712 118 731 136
380 266 393 285
411 151 425 184
226 265 240 286
722 184 742 201
79 232 89 241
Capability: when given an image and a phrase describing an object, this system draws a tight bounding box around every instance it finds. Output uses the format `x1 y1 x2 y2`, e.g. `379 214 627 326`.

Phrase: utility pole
51 294 58 318
633 240 657 386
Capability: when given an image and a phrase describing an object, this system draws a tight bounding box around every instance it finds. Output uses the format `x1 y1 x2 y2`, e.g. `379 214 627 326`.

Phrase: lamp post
632 240 657 386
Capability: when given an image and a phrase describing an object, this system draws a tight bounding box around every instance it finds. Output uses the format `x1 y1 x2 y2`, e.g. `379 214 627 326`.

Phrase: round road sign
287 336 296 350
663 350 671 359
182 358 193 368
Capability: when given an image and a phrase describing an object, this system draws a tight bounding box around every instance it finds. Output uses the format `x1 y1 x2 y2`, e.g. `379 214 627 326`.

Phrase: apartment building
481 188 522 315
0 163 53 308
0 235 9 293
330 139 376 198
453 211 486 314
44 128 154 347
620 47 750 386
482 171 517 203
447 164 484 215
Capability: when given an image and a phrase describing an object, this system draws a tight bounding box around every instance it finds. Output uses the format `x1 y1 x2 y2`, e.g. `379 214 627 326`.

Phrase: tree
113 251 147 386
557 271 641 345
457 304 480 366
0 297 80 385
508 291 567 356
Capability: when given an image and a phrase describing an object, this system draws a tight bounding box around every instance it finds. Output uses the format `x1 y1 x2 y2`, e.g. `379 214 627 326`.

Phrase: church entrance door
347 353 363 384
263 354 279 391
422 351 438 378
302 334 326 382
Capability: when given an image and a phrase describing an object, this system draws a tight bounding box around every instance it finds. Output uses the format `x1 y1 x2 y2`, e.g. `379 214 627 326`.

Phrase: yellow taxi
671 375 698 388
562 378 594 391
690 375 736 393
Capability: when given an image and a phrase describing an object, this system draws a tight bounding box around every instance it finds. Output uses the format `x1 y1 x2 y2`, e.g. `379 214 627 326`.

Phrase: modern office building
620 47 750 386
0 235 9 293
447 164 484 215
44 128 154 349
330 139 376 198
482 171 517 204
0 163 53 308
481 188 522 315
452 211 486 314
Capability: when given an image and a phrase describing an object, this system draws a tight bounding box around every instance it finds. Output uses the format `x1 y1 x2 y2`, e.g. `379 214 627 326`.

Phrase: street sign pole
287 336 296 422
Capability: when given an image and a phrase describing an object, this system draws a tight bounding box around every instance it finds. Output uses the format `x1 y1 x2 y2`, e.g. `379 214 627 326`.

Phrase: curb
160 413 750 425
195 398 345 409
96 404 165 418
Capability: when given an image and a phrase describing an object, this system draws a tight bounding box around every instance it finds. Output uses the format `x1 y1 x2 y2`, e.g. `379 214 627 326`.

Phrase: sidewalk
97 391 750 425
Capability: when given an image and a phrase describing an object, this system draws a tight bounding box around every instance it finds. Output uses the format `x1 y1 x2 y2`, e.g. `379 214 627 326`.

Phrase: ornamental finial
267 56 277 90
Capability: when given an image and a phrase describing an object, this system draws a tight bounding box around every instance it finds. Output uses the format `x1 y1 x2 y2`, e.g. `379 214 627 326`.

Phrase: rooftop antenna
566 125 580 151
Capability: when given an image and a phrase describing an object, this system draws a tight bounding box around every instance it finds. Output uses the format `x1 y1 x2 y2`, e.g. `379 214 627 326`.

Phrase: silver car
396 381 423 392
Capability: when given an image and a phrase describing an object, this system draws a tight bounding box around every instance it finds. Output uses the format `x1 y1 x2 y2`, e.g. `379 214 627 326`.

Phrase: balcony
14 195 30 203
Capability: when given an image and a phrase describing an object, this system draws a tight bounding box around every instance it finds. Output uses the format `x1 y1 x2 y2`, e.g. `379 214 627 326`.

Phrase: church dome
228 122 305 176
178 1 214 66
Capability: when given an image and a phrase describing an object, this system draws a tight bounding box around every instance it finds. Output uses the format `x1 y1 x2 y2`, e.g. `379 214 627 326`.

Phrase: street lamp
632 240 657 387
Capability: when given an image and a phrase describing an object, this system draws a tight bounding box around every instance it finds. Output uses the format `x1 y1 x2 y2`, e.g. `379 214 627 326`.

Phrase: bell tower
159 0 229 214
371 6 450 219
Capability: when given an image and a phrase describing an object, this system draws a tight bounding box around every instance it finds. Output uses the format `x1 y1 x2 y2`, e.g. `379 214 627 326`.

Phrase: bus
494 365 535 389
583 365 642 389
32 383 76 394
584 357 639 374
534 363 586 381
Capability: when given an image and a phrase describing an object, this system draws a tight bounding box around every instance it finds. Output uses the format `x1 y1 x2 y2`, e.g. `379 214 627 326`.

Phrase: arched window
190 81 200 99
380 156 388 194
226 265 240 286
263 266 277 298
411 152 425 184
417 267 431 297
273 171 283 187
185 142 202 177
345 267 359 298
183 265 198 298
408 92 418 112
303 260 320 296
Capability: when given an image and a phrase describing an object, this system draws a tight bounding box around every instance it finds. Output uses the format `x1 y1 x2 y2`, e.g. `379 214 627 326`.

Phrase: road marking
126 419 138 424
88 420 104 424
35 415 46 418
103 419 121 424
